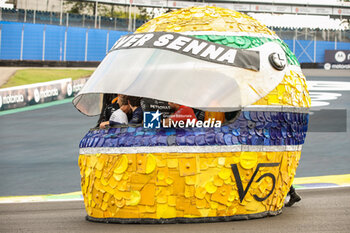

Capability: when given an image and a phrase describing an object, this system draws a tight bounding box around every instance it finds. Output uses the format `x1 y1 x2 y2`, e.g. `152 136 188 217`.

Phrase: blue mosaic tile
255 122 264 130
246 135 251 145
134 136 143 146
256 136 264 145
264 122 273 129
281 127 287 138
264 112 272 122
195 135 206 146
257 112 265 122
135 130 145 136
276 128 282 139
255 128 263 137
231 136 240 145
104 138 115 147
158 135 168 146
238 135 247 144
243 111 251 120
250 111 259 122
215 133 225 145
205 133 216 145
141 136 151 146
79 139 85 148
176 136 186 146
125 136 135 147
248 128 255 135
270 128 277 140
278 112 285 122
144 129 157 136
95 137 104 147
239 120 248 128
194 129 205 136
186 135 195 146
224 134 233 145
263 128 270 138
221 125 230 134
231 120 240 129
167 135 177 146
232 128 240 136
247 121 255 129
284 112 292 123
150 136 158 146
240 128 249 137
264 138 270 145
86 137 93 147
118 136 127 147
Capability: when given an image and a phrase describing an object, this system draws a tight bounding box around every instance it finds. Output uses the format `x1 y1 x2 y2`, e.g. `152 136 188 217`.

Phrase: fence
0 21 350 63
0 7 146 31
284 39 350 64
0 21 128 61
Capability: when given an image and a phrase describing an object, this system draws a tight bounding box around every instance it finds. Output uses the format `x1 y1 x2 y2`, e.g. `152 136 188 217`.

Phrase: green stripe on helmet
192 35 299 66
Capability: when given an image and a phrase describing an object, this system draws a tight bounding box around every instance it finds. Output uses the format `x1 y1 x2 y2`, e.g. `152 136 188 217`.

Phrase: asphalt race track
1 188 350 233
0 102 98 196
299 75 350 177
0 70 350 232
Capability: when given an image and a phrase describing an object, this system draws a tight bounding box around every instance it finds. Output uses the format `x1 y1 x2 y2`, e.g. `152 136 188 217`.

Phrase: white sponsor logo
67 83 73 96
1 94 24 105
32 88 59 102
40 88 59 99
330 64 350 69
73 83 84 93
334 51 346 63
324 63 331 70
34 89 40 103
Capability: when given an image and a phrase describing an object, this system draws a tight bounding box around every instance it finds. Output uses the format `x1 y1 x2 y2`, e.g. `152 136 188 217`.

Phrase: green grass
1 69 94 88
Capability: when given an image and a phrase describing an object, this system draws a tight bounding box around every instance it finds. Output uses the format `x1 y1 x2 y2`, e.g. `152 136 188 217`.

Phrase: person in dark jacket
127 96 143 124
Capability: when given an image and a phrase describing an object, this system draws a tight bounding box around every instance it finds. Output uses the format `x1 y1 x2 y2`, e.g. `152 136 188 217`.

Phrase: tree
64 1 150 20
64 1 107 15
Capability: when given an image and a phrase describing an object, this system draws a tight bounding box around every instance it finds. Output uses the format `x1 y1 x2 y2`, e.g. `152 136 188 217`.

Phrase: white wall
16 0 61 12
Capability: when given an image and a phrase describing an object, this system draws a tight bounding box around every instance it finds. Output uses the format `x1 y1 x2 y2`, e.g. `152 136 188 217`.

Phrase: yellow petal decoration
240 152 258 170
145 154 156 174
113 155 128 174
126 191 141 206
218 168 232 180
195 186 207 199
205 182 217 194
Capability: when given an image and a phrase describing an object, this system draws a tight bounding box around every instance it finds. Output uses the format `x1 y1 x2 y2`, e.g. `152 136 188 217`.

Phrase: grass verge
1 69 94 88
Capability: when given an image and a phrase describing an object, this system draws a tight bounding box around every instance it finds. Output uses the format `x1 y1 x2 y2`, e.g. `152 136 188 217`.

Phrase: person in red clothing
163 102 197 127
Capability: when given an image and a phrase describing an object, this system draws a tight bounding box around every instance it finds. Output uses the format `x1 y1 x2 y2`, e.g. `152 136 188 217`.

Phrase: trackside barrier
1 21 350 63
0 77 88 111
0 21 128 62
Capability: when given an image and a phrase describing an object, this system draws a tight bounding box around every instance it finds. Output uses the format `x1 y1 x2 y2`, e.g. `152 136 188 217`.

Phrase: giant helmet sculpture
73 6 310 223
